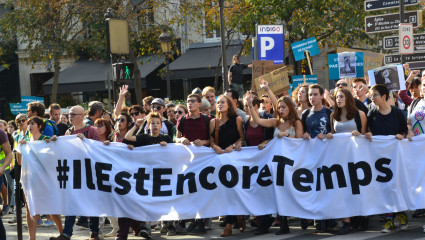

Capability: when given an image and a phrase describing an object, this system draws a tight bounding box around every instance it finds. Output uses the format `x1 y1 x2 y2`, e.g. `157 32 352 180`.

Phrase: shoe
139 229 151 239
76 221 89 229
220 224 232 237
37 219 43 226
188 225 206 235
398 213 408 231
8 217 17 224
219 221 226 227
250 216 260 228
300 219 309 229
49 234 70 240
274 217 281 226
42 220 54 227
338 222 351 235
8 206 14 214
160 222 168 234
167 225 177 236
413 209 425 218
254 228 269 235
89 232 100 240
237 215 246 232
358 216 369 231
154 221 160 230
381 219 394 233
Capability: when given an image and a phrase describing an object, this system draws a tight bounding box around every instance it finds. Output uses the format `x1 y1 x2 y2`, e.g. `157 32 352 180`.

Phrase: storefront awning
168 44 252 80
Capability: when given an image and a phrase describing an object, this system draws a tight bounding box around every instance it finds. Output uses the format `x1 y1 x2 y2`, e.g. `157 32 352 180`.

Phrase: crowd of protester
0 63 425 239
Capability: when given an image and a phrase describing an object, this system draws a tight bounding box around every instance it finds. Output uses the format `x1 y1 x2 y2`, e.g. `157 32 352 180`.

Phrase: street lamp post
218 0 229 92
159 30 172 99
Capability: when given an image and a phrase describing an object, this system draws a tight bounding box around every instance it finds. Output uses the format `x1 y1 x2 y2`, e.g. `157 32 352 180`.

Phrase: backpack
43 119 59 136
408 98 422 115
178 114 211 140
68 124 91 138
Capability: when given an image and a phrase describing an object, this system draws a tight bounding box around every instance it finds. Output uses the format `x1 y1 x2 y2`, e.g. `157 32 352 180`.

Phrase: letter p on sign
261 37 275 58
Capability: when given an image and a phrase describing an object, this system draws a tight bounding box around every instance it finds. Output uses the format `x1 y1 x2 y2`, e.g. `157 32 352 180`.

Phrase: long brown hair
94 119 112 139
277 96 300 126
333 88 357 121
292 83 312 107
216 95 237 119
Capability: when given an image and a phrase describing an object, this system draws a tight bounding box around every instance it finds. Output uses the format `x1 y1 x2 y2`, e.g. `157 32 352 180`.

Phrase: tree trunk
129 50 143 105
51 56 61 103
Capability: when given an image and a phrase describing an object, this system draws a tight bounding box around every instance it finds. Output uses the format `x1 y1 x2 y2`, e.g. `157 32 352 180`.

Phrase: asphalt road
4 211 425 240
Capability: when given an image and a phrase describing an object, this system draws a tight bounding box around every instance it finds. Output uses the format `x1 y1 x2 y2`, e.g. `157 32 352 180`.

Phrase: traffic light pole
400 0 404 64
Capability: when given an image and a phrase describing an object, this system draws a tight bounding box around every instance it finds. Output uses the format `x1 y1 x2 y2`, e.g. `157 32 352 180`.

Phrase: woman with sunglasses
209 95 244 237
111 113 132 143
292 83 312 118
171 104 188 142
19 116 63 240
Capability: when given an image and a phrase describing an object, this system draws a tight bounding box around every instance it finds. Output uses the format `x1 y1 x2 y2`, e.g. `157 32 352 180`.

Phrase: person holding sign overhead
228 55 252 99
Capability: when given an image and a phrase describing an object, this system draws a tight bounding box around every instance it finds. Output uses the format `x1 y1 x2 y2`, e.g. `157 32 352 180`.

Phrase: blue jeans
63 216 99 237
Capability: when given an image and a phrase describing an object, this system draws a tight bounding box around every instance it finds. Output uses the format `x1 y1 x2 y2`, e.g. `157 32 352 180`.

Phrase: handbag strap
214 118 219 147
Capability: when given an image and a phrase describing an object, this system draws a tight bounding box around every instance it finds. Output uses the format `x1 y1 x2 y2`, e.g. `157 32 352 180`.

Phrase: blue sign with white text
291 37 320 61
328 52 364 80
21 96 44 105
9 103 28 115
289 75 318 96
257 25 284 64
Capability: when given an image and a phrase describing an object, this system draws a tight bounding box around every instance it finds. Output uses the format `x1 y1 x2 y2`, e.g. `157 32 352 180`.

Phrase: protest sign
289 75 318 96
19 134 425 221
368 64 406 91
291 37 320 62
255 66 290 96
251 60 273 91
328 52 364 80
21 96 44 105
9 103 28 115
337 47 384 73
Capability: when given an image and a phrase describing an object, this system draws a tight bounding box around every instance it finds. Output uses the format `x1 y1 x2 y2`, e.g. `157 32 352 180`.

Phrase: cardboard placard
251 60 273 91
337 47 384 73
255 66 290 96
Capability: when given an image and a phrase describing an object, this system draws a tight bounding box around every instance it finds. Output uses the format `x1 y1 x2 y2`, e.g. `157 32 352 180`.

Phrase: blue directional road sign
257 25 284 64
365 0 418 12
291 37 320 62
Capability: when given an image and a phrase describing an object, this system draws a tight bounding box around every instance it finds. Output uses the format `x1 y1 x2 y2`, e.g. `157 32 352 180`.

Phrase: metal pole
166 56 171 99
218 0 228 92
400 0 405 64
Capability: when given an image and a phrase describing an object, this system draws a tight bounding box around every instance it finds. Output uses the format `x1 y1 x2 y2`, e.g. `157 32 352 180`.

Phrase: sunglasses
16 119 26 124
187 99 197 104
130 111 140 116
153 105 162 110
174 110 184 115
119 118 126 123
336 83 348 87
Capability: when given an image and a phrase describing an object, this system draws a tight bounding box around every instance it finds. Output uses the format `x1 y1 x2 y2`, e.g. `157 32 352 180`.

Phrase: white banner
18 134 425 221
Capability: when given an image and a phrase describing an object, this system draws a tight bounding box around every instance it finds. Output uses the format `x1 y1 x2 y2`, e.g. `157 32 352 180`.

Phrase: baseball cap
151 98 165 106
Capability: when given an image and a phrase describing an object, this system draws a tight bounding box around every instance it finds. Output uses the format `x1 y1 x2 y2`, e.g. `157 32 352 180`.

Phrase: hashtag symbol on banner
56 159 69 189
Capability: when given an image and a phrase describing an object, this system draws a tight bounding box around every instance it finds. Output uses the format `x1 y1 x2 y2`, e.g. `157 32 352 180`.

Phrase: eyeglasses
130 111 140 116
119 118 126 123
174 110 184 115
68 113 82 117
16 119 26 124
336 83 348 87
153 105 162 110
187 99 197 104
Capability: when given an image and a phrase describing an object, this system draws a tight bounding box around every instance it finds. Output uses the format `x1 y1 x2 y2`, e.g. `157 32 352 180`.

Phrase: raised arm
259 77 278 114
114 85 129 119
245 91 277 128
124 119 142 142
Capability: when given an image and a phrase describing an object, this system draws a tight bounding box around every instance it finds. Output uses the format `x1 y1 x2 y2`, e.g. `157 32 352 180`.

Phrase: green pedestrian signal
112 62 134 82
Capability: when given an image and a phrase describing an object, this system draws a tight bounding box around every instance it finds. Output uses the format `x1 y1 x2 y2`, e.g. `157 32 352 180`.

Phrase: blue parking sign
257 25 284 64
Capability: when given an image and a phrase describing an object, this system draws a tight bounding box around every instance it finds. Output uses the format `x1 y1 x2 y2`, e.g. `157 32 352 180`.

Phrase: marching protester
352 78 372 107
94 119 112 142
142 96 154 114
225 89 246 119
50 106 100 240
124 112 173 239
26 102 55 137
399 70 421 107
170 104 188 142
176 94 211 235
60 113 70 126
209 95 244 237
18 116 63 240
325 88 367 234
407 78 425 139
0 128 12 240
292 83 311 118
365 84 408 233
200 99 212 118
166 103 177 125
49 104 69 136
140 98 174 138
84 101 104 126
202 86 216 116
260 94 273 115
335 79 368 114
228 55 252 98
